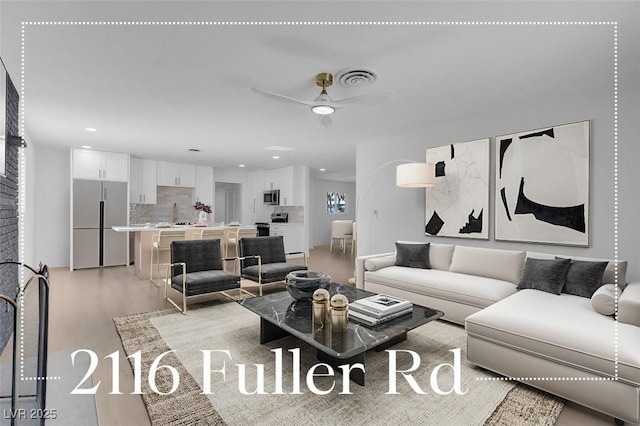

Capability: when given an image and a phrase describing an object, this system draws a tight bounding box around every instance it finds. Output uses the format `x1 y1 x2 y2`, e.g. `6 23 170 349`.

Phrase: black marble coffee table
238 283 443 386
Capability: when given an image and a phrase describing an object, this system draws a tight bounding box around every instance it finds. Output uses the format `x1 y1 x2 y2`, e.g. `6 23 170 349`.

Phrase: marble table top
238 283 443 359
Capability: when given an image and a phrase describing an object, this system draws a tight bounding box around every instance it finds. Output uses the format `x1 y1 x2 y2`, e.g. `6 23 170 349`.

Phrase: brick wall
0 69 19 354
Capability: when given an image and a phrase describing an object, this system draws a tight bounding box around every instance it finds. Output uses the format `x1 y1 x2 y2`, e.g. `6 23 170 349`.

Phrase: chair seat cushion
172 271 240 296
242 263 308 283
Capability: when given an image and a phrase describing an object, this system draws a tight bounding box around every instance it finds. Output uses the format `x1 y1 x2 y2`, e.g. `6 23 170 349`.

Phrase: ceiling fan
252 72 395 128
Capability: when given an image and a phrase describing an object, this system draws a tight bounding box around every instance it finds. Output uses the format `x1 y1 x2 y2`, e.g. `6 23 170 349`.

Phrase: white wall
21 132 37 267
212 167 250 224
357 13 640 281
310 177 356 247
33 145 70 267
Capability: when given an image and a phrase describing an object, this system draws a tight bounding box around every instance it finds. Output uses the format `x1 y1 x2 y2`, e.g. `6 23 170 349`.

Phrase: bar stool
185 228 204 240
150 230 186 286
224 227 258 258
200 228 225 241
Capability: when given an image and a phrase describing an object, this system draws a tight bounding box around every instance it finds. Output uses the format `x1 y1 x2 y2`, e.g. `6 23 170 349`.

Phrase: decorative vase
285 271 331 302
312 288 331 326
198 210 208 224
329 294 349 333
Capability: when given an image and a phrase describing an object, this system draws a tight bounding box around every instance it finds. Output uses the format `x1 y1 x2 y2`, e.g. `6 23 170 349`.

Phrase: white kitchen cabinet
270 223 305 255
264 169 281 191
249 170 271 222
130 158 157 204
157 161 196 187
279 166 307 206
195 165 214 206
72 148 128 182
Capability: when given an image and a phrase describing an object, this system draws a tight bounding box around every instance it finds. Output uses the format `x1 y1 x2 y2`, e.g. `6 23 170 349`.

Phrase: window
326 192 346 214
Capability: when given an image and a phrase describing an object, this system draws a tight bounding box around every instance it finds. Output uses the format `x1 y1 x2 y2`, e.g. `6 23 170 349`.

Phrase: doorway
215 182 242 224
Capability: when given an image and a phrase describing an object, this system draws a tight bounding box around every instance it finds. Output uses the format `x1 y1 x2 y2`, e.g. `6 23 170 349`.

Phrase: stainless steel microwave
263 189 280 205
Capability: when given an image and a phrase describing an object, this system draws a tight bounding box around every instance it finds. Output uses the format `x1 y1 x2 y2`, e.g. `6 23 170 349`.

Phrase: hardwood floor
2 245 612 425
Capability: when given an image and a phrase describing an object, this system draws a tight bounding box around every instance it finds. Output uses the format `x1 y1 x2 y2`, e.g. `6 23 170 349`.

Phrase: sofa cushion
517 258 571 295
449 246 526 284
395 242 431 269
527 251 628 290
429 243 456 271
364 255 396 272
396 241 455 271
465 289 640 386
365 267 517 309
591 284 618 316
560 258 608 298
619 282 640 327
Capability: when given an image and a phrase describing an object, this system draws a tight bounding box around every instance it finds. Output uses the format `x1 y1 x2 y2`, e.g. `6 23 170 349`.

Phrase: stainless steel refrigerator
72 180 128 269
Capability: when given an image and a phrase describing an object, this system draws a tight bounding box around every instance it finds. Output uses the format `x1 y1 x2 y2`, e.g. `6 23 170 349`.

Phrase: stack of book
348 294 413 326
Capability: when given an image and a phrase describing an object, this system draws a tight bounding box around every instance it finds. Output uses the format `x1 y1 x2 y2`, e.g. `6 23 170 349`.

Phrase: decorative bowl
285 271 331 302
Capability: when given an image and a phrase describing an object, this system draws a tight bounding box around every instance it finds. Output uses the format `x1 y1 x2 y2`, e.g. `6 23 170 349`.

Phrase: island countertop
114 224 257 279
112 224 256 232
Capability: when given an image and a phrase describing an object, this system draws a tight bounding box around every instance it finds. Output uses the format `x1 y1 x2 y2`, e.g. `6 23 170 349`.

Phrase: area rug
114 301 564 426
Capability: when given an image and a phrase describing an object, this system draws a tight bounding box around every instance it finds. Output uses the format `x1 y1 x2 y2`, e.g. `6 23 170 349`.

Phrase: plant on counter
194 201 212 214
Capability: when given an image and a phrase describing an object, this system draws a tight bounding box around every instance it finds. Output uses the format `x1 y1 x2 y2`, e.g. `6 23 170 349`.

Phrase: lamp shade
396 163 436 187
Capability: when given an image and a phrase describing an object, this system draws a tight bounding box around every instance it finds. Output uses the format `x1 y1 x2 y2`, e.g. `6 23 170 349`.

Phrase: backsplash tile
130 186 197 224
273 205 304 223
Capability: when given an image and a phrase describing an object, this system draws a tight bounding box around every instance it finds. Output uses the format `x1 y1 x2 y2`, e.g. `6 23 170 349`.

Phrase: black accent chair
239 236 308 296
164 239 251 313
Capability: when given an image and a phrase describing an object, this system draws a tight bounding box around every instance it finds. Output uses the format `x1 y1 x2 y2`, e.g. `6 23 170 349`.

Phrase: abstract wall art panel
425 138 489 239
495 120 590 246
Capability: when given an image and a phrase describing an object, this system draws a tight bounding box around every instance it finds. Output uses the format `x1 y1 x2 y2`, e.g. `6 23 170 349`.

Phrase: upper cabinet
252 166 308 207
157 161 196 187
279 166 308 206
195 165 214 206
264 169 281 191
72 148 128 182
130 158 157 204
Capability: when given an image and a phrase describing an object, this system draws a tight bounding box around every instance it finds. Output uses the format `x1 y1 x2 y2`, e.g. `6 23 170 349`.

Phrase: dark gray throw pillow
557 257 608 298
395 242 431 269
517 258 571 295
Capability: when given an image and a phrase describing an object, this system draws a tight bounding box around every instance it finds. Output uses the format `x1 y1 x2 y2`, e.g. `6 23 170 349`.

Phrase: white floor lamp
348 160 436 286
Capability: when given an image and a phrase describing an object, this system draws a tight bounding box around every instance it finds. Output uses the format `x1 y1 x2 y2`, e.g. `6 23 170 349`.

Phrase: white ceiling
0 1 618 182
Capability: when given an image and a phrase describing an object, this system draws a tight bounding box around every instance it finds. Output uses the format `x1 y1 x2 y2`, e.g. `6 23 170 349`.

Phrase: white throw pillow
364 255 397 272
428 243 455 271
449 246 526 284
591 284 619 316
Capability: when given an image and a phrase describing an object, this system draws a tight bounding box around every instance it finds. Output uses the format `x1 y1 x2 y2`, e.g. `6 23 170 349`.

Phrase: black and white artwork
495 120 590 246
425 138 489 239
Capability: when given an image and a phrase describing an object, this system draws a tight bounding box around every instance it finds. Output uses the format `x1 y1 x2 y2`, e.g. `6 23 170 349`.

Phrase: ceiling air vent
335 68 378 88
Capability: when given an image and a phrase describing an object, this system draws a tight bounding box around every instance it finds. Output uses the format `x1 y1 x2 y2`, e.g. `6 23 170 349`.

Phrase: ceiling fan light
318 115 333 128
311 105 335 115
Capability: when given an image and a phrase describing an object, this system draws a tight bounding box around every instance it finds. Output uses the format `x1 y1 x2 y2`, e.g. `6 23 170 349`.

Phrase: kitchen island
113 224 257 280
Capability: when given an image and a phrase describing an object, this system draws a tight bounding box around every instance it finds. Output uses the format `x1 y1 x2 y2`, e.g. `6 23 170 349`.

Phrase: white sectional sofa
355 243 639 424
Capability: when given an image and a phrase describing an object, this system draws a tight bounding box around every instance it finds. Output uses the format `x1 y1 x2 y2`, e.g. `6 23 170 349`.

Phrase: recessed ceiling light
239 164 246 168
272 156 280 160
85 127 97 132
81 145 92 149
319 168 326 172
188 148 201 152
